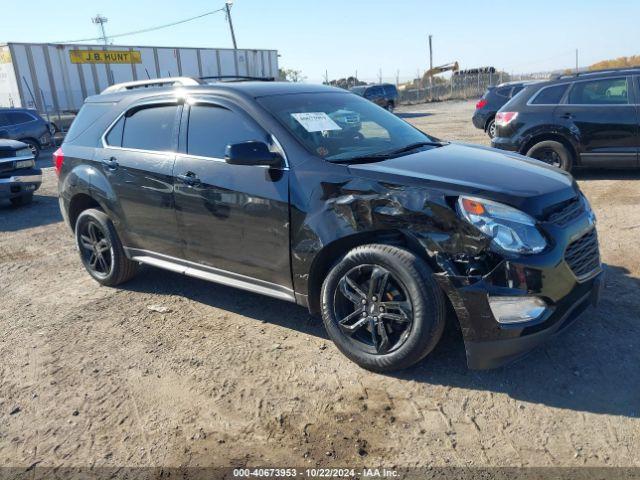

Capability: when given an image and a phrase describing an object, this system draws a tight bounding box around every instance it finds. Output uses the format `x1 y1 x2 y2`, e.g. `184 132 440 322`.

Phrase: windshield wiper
330 141 448 164
383 141 448 156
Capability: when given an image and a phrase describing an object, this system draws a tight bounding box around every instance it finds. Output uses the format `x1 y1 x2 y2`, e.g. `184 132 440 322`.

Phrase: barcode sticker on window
291 112 341 132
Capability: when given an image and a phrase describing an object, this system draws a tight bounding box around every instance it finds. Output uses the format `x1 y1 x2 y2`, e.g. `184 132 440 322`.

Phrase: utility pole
378 68 382 84
575 49 579 73
91 14 109 45
225 1 238 49
428 34 433 100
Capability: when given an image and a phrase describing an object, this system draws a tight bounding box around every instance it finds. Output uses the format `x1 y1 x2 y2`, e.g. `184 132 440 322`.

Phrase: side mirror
224 141 282 167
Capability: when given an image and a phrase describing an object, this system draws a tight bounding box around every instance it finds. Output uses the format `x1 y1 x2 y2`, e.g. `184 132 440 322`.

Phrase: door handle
102 157 118 169
560 112 574 120
177 172 201 186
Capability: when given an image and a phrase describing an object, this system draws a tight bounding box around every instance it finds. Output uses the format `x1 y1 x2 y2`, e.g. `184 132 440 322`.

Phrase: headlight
457 196 547 254
15 159 35 169
17 148 32 157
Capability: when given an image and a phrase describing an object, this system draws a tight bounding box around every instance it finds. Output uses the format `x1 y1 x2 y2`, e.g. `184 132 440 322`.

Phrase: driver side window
187 105 267 159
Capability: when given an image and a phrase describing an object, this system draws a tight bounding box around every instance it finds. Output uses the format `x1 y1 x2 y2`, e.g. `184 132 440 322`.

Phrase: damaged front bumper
432 212 602 369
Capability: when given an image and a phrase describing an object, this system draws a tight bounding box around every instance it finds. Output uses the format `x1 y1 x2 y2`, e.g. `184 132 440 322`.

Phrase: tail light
53 147 64 176
476 99 488 109
495 111 518 127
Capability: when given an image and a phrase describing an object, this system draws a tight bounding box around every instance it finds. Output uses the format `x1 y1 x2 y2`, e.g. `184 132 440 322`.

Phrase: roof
87 81 346 103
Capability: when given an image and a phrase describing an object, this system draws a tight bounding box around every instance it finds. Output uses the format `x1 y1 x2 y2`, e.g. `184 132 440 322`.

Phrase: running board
127 249 296 303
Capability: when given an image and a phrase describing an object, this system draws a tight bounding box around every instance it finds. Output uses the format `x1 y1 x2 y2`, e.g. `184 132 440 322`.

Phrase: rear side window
121 105 178 151
510 85 524 97
495 87 512 98
366 86 383 97
7 112 34 124
530 84 568 105
66 103 113 142
187 105 266 159
105 117 124 146
568 78 628 105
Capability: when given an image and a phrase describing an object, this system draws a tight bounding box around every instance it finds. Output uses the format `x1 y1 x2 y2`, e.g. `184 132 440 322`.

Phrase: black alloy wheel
321 244 446 372
531 146 562 168
78 219 113 278
334 264 413 355
526 140 572 172
74 208 138 286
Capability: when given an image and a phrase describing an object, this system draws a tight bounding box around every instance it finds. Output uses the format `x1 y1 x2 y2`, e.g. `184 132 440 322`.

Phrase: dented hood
347 143 578 217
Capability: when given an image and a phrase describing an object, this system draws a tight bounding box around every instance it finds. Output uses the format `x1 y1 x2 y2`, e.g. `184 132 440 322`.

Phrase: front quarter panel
289 161 491 298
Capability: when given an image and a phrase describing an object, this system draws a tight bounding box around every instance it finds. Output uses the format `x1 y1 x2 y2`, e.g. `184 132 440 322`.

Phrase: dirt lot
1 100 639 471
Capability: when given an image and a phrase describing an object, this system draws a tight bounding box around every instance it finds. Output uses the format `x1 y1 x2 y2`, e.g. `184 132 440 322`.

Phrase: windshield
258 92 434 162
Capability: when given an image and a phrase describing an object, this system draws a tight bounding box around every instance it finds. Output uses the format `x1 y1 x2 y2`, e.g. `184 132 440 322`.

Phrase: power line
57 8 226 44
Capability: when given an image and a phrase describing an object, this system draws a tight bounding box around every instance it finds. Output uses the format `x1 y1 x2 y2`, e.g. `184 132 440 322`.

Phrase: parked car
56 79 602 372
472 81 535 138
350 83 398 111
0 108 51 159
0 139 41 206
492 68 640 171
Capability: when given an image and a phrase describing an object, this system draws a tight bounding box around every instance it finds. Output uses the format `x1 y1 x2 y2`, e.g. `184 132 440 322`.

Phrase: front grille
565 228 600 280
547 197 584 227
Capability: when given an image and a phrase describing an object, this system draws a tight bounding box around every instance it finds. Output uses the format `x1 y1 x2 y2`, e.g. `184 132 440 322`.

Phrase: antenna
92 14 109 45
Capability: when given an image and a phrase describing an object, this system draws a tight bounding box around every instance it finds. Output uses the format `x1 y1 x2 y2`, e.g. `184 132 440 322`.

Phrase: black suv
492 68 640 171
57 79 602 371
472 81 535 138
350 84 398 111
0 108 52 159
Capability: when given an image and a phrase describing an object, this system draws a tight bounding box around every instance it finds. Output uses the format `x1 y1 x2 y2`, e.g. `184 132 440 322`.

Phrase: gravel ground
1 100 639 470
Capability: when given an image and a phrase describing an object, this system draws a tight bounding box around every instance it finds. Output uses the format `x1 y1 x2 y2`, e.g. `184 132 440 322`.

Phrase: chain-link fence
398 71 554 104
326 70 555 105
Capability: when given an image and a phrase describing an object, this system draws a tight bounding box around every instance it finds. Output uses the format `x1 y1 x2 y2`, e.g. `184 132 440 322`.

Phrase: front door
555 76 639 168
100 101 182 257
173 100 292 291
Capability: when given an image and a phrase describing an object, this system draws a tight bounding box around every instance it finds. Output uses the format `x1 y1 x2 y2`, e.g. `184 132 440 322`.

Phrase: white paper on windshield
291 112 342 132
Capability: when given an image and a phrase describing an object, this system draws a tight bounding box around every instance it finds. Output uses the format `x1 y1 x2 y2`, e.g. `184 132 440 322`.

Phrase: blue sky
2 0 639 83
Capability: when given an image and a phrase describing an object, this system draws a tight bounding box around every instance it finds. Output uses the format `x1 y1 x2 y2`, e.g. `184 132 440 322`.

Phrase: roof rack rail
550 66 640 81
199 75 276 82
100 77 202 94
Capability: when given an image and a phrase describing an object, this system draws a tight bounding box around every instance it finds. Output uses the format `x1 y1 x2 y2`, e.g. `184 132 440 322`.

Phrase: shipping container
0 42 279 116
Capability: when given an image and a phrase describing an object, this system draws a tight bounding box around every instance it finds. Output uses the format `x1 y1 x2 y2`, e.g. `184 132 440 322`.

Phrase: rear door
555 76 638 167
100 100 182 256
173 99 291 290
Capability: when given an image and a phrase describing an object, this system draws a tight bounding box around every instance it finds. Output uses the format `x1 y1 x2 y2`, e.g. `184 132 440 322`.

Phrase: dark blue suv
0 108 52 159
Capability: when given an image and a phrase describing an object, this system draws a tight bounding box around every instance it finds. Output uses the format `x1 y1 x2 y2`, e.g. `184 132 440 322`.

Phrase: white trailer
0 42 279 115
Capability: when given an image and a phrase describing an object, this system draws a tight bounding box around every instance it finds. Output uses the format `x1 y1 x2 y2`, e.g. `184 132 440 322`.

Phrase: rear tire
526 140 573 172
486 119 496 139
10 193 33 207
75 208 138 286
320 244 445 372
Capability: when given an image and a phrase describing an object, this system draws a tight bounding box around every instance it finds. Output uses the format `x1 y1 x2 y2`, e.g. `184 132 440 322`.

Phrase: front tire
75 208 138 286
526 140 572 172
386 102 395 113
321 244 445 372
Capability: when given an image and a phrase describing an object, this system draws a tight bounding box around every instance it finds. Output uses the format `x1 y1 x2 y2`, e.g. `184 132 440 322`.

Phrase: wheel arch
484 114 496 131
68 193 103 232
305 229 439 315
520 132 579 165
